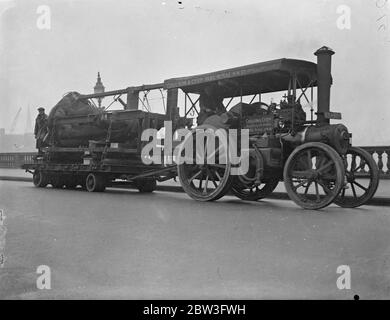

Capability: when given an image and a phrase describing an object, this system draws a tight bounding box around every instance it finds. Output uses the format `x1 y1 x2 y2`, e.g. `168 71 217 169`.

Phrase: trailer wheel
283 142 345 210
85 173 106 192
33 170 48 188
136 178 156 193
334 146 379 208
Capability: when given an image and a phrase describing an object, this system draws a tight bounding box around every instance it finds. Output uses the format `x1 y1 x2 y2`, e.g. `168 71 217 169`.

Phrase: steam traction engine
172 47 379 209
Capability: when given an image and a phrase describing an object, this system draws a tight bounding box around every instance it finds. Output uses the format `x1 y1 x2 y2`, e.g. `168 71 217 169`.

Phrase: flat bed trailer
23 145 178 193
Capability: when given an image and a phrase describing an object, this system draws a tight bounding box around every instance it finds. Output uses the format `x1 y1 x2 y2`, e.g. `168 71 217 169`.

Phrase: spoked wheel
85 173 106 192
334 146 379 208
231 178 279 201
283 142 345 210
177 125 233 201
33 170 48 188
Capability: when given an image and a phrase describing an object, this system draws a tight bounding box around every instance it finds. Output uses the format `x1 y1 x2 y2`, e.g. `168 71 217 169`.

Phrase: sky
0 0 389 145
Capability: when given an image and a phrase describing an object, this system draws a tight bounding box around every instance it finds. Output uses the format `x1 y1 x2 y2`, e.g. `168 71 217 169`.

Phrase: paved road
0 180 390 299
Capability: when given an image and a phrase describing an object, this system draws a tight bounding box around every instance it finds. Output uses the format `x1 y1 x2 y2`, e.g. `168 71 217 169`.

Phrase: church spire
94 72 105 107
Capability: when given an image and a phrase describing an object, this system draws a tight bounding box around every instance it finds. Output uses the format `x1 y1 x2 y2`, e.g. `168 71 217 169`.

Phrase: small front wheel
283 142 345 210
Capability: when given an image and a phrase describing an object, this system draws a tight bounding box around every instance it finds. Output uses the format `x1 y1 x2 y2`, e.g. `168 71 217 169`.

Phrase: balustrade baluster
384 149 390 177
377 150 384 175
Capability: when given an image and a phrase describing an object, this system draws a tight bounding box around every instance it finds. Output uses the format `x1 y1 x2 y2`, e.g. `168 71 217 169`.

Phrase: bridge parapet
360 146 389 178
0 152 36 169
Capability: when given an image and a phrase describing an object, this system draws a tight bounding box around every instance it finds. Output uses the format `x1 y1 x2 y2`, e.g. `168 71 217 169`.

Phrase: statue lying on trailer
43 92 160 149
48 92 99 124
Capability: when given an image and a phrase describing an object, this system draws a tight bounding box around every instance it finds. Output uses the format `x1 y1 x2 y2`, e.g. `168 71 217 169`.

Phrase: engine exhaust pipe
314 46 335 124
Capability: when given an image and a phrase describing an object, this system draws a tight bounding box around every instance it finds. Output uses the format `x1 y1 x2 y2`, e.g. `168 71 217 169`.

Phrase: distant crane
25 105 33 133
9 107 22 134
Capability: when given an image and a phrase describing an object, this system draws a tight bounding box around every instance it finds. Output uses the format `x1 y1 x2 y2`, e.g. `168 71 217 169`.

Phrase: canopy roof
164 58 318 97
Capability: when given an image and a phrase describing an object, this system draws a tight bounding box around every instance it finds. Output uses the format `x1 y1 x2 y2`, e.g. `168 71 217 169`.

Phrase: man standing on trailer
34 107 48 155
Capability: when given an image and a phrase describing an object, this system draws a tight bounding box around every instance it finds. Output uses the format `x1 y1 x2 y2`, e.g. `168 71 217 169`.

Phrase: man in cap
34 107 48 155
197 85 225 125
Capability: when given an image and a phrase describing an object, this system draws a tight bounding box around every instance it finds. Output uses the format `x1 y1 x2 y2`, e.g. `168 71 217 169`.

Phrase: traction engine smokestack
314 46 335 124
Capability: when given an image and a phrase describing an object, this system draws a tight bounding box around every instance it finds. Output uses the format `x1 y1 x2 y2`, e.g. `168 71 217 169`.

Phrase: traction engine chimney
314 46 335 124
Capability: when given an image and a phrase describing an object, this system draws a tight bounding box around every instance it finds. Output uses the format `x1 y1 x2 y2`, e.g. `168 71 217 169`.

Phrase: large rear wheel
283 142 345 210
177 125 232 201
334 146 379 208
33 170 48 188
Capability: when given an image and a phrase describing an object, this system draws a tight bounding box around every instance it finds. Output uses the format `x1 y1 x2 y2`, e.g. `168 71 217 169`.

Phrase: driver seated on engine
197 85 226 125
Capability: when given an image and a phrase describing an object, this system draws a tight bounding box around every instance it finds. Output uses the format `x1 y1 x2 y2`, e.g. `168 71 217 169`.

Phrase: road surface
0 179 390 299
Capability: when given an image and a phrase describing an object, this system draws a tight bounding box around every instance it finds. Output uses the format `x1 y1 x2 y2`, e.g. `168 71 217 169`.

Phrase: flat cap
37 107 45 111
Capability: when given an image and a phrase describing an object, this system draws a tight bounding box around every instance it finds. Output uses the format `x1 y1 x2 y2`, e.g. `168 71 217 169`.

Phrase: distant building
0 128 35 153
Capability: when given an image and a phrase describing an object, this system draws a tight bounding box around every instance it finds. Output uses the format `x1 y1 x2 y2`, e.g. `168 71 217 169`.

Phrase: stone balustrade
0 152 36 169
360 146 389 179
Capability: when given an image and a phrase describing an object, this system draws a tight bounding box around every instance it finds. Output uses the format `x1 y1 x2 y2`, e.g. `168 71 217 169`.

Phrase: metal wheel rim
334 147 379 208
284 142 345 210
178 125 232 201
33 171 41 186
33 170 46 187
86 174 96 191
179 162 232 201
